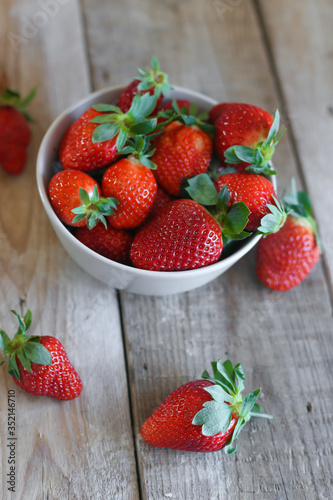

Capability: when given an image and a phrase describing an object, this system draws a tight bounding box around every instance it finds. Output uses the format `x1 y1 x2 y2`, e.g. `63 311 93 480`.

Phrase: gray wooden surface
1 1 332 499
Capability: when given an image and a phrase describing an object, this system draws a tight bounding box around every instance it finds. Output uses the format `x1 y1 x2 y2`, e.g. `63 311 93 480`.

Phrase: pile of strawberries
45 57 321 292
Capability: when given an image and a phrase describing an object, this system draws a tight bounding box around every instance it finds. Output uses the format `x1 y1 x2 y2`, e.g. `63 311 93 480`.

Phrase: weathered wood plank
81 0 333 498
256 0 333 295
0 1 138 499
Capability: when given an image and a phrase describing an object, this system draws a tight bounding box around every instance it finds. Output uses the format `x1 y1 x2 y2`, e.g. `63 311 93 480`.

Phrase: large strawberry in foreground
256 180 321 291
141 359 272 453
0 310 82 400
130 197 249 271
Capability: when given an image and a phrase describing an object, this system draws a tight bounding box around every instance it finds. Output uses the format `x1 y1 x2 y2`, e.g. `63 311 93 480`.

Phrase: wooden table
1 1 333 499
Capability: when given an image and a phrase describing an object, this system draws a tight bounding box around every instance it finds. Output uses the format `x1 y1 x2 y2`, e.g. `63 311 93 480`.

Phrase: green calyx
224 110 285 175
91 91 158 150
0 310 52 380
118 136 157 170
71 185 119 229
137 56 172 99
157 101 215 137
257 196 289 236
185 173 250 243
192 359 273 454
0 87 37 122
281 178 322 249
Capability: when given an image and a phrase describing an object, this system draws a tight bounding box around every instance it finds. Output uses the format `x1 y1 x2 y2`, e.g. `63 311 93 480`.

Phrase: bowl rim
36 84 275 280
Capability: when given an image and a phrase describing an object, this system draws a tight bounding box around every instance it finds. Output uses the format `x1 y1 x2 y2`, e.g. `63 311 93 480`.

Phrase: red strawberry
0 87 35 175
0 143 27 175
152 121 213 197
141 359 272 453
214 103 283 175
102 139 158 229
130 199 223 271
118 57 172 113
59 107 118 172
0 310 82 400
256 182 321 291
215 172 276 231
75 224 133 264
48 169 118 228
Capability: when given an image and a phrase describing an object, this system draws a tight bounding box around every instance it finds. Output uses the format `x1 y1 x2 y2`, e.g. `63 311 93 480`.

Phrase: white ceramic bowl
36 85 276 296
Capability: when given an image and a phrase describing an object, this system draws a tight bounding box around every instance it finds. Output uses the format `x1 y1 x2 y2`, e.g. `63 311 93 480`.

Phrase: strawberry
214 172 276 231
214 103 283 175
0 87 36 175
102 138 157 229
59 107 118 172
0 310 82 400
118 57 172 113
48 169 118 228
256 180 321 291
151 120 213 197
141 359 272 453
130 197 249 271
75 224 133 264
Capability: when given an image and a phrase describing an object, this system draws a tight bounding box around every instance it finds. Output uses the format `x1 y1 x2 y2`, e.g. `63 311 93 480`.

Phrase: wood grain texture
0 1 138 499
256 0 333 295
81 0 333 498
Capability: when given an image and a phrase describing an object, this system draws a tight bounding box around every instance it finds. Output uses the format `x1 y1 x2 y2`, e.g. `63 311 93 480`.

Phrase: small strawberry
130 197 249 271
0 309 82 400
75 224 133 264
152 120 213 197
141 359 272 453
48 169 118 228
102 137 157 229
214 172 276 231
118 57 172 113
214 103 284 174
256 180 321 291
0 87 36 175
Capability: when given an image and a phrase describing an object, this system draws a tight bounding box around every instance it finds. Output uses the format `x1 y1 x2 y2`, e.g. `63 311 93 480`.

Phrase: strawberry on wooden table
118 56 172 113
141 359 272 453
0 310 82 400
48 169 118 228
213 103 284 174
102 137 158 229
256 180 321 291
0 87 36 175
130 195 249 271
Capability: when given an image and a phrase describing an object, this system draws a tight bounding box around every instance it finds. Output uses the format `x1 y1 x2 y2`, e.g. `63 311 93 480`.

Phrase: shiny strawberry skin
59 108 118 172
152 121 213 197
140 186 175 228
48 169 101 226
215 172 275 231
256 215 321 291
0 106 31 147
13 336 82 400
102 157 157 229
141 380 237 452
75 224 133 264
118 79 162 113
130 199 223 271
214 103 273 165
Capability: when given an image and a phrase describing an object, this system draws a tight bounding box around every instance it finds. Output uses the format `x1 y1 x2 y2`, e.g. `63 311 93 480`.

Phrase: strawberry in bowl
37 59 280 295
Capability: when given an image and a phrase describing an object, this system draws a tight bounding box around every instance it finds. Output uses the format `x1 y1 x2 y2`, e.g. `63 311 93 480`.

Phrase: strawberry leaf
92 123 120 143
23 342 52 365
204 384 234 404
130 118 157 135
0 329 11 349
222 202 250 239
193 402 233 436
92 103 121 113
16 348 32 372
185 174 218 206
8 354 20 380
